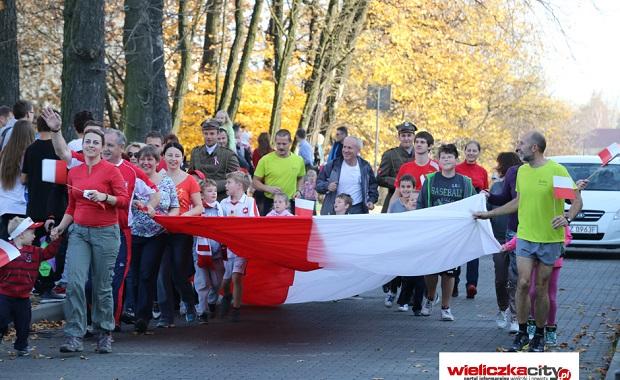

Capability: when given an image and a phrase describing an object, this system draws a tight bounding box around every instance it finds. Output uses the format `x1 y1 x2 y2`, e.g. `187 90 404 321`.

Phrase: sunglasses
127 152 139 158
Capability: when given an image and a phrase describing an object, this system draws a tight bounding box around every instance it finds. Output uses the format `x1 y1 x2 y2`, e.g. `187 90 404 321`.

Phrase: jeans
157 234 196 323
0 295 31 350
454 259 479 289
64 224 120 337
131 234 167 322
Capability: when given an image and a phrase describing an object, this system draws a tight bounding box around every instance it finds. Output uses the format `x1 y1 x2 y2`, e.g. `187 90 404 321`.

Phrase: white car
550 155 620 254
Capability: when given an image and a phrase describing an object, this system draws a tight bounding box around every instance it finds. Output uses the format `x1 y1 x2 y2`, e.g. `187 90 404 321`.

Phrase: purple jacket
488 164 521 232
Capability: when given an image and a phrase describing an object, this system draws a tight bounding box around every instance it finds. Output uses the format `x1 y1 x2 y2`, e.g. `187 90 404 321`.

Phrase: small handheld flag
42 159 68 184
553 176 576 200
0 240 21 268
598 143 620 166
295 199 315 217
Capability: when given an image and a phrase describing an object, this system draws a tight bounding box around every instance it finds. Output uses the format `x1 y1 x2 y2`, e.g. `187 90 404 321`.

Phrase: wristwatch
565 216 571 225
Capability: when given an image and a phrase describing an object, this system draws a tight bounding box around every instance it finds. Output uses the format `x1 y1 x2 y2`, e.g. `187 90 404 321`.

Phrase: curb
607 342 620 380
31 301 65 323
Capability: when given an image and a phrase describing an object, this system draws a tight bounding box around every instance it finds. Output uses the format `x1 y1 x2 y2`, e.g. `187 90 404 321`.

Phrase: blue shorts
515 239 562 266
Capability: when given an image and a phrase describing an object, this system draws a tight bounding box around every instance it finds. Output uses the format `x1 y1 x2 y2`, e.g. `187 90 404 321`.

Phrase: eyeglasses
127 152 139 158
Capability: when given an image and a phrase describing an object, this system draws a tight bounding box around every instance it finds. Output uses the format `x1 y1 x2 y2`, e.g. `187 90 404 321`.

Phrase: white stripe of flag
295 199 314 217
553 176 576 200
42 159 68 184
0 239 21 268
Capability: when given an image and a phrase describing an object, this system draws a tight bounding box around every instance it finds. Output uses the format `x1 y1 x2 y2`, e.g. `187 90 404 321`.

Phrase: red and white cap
9 217 43 241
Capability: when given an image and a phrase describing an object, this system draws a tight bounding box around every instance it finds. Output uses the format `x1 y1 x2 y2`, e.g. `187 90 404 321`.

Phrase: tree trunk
171 0 201 133
217 0 244 112
123 0 153 142
149 0 171 134
227 0 264 120
268 0 301 137
61 0 106 139
201 0 223 71
0 0 19 106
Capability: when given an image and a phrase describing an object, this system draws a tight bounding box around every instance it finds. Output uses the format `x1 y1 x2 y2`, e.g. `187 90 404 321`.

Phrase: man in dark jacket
317 136 379 215
189 119 240 200
377 121 416 212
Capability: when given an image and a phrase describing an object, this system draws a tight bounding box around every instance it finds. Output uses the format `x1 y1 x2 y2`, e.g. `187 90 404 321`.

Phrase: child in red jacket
0 217 60 356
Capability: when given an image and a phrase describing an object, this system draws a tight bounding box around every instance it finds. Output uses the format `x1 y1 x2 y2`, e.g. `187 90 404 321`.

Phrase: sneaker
52 285 67 298
134 319 147 334
397 304 409 312
185 305 197 323
60 336 84 353
96 332 112 354
495 309 509 329
528 333 545 352
198 313 209 324
508 332 530 352
384 293 395 308
526 318 536 339
121 310 136 325
508 316 519 334
441 307 455 321
230 307 240 322
152 303 161 320
413 310 422 316
420 298 433 316
39 290 65 303
16 346 34 357
220 295 232 317
466 284 477 299
156 320 175 328
545 325 557 346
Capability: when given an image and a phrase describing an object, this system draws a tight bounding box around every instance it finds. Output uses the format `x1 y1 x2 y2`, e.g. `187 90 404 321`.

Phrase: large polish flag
0 240 21 268
553 176 576 200
598 143 620 166
42 159 68 185
155 194 500 305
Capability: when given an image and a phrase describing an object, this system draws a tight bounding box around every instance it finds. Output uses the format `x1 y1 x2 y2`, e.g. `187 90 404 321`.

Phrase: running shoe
185 305 197 323
545 325 557 346
495 309 509 329
384 293 395 308
508 332 529 352
16 346 34 357
198 313 209 324
97 332 113 354
526 318 536 339
441 308 455 321
156 320 175 328
508 316 519 334
528 333 545 352
420 298 433 316
397 304 409 312
60 336 84 353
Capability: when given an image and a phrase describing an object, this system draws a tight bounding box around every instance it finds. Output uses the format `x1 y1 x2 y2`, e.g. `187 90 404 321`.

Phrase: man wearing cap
189 119 240 200
377 121 417 213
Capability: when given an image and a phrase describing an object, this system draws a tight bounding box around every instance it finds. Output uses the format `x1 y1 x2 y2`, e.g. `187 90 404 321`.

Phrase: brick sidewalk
1 255 618 379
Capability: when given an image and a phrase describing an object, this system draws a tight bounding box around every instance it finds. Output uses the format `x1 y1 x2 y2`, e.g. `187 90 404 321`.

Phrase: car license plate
570 224 598 234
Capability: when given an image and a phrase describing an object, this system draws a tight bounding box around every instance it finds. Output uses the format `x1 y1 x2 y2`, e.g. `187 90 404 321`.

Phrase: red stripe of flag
598 142 620 166
553 176 576 200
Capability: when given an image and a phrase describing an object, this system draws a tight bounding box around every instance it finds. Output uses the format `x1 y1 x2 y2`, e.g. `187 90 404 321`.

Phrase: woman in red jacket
51 128 129 354
454 140 489 299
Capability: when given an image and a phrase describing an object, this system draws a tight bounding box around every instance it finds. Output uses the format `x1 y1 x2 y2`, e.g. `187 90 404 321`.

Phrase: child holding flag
0 217 60 356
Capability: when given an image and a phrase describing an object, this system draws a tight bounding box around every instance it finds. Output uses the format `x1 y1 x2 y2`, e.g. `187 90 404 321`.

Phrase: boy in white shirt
219 171 259 322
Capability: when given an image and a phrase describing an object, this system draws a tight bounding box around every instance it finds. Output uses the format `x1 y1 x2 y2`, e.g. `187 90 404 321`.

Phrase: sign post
366 85 391 170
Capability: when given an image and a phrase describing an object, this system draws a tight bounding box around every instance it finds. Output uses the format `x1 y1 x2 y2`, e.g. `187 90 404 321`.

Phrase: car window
563 163 620 191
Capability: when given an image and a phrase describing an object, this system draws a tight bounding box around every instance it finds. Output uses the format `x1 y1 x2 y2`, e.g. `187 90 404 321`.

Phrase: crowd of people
0 99 583 356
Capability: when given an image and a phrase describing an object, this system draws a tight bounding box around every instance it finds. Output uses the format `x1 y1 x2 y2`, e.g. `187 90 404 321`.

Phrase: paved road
1 255 618 379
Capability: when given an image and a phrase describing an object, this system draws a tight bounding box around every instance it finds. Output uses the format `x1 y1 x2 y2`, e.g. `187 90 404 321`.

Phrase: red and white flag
553 176 576 200
0 239 21 268
295 199 315 217
156 194 499 305
42 159 68 185
598 143 620 166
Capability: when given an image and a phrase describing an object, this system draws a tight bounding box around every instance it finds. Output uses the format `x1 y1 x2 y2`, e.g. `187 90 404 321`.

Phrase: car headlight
615 209 620 220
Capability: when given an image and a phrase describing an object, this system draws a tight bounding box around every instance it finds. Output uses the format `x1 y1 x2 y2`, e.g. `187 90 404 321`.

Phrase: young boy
333 193 353 215
219 171 259 322
0 217 60 356
386 175 426 315
417 144 475 321
193 179 225 323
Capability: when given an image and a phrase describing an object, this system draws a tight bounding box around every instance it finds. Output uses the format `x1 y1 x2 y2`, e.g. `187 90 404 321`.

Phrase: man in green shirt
475 131 582 352
252 129 306 215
